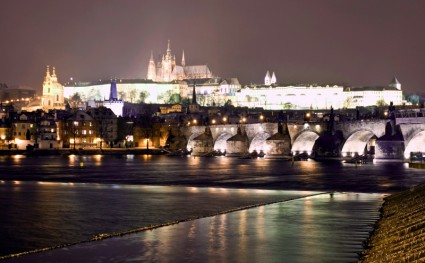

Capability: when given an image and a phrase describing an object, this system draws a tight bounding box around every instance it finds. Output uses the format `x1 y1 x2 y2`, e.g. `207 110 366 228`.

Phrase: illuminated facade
146 41 213 82
41 66 65 111
235 75 403 110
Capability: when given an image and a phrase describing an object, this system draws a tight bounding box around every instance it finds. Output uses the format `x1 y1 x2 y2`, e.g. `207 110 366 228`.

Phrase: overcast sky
1 0 424 93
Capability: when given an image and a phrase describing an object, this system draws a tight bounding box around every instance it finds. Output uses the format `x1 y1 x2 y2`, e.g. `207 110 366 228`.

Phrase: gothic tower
181 50 186 66
147 51 156 81
264 71 271 85
271 72 277 85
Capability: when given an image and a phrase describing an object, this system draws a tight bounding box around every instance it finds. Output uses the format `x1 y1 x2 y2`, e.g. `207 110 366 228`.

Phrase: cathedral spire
181 50 186 66
147 50 156 81
149 50 154 61
166 40 172 59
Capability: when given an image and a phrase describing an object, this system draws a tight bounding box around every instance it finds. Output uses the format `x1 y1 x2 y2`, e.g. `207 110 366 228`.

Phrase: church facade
147 41 213 82
41 66 65 111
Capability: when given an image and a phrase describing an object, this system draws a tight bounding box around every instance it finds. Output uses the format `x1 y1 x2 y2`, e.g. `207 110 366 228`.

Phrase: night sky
1 0 425 94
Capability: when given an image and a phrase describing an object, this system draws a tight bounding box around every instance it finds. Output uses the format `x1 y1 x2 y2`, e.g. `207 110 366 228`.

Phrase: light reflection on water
0 180 317 257
8 193 384 263
0 155 423 260
0 155 423 193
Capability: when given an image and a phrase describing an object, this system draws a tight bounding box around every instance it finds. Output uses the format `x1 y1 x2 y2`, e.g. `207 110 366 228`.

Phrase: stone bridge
182 118 425 160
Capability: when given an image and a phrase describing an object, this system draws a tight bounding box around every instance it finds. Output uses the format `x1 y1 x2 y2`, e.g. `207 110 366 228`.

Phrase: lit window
74 121 78 126
82 130 87 135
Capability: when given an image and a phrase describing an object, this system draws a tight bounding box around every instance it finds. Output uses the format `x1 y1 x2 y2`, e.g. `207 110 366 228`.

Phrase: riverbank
0 148 167 156
360 182 425 262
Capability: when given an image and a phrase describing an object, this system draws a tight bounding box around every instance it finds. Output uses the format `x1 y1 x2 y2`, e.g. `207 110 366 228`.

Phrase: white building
235 74 403 110
236 83 345 110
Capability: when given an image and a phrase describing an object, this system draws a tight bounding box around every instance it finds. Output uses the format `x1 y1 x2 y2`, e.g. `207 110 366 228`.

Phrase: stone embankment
360 183 425 262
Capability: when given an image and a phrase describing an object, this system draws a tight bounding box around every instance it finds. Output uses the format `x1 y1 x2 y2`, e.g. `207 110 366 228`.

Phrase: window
82 130 87 135
22 124 26 129
73 121 79 126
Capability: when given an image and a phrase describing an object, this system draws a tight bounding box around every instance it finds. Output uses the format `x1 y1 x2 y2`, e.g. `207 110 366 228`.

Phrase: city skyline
1 0 425 94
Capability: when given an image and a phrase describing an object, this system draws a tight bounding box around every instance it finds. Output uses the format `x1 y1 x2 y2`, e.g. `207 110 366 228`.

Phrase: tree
376 99 388 107
70 92 82 102
139 91 150 103
92 108 115 150
65 120 79 150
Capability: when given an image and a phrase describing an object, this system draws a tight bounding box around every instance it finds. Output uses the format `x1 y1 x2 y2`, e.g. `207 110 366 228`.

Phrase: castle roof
390 77 401 85
183 65 212 76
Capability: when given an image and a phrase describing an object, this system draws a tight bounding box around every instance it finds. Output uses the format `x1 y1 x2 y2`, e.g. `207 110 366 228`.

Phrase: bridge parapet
335 119 387 139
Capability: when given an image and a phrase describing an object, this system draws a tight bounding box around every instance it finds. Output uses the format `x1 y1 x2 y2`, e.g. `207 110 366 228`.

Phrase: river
0 155 423 261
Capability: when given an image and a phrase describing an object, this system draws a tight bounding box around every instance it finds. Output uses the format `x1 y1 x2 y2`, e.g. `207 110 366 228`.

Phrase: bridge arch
186 132 204 151
341 130 377 157
291 130 320 155
214 132 233 152
404 129 425 159
248 132 271 153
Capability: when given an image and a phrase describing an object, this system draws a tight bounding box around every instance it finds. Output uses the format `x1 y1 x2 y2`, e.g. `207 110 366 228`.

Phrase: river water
0 155 423 261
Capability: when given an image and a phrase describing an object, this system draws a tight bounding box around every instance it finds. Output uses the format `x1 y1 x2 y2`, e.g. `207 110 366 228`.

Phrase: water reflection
0 181 316 258
9 193 384 263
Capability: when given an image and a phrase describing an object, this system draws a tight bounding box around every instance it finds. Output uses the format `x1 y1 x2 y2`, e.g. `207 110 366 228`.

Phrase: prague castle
59 41 405 111
147 40 213 82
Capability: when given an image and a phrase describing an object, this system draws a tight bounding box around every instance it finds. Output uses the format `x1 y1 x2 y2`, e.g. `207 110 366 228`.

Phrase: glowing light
342 152 347 157
222 117 227 122
0 135 5 140
404 152 410 159
212 119 216 124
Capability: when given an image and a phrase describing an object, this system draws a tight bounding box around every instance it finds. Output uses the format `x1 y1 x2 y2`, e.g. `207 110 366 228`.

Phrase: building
41 66 65 111
103 80 124 117
343 77 403 108
147 40 213 82
235 73 404 110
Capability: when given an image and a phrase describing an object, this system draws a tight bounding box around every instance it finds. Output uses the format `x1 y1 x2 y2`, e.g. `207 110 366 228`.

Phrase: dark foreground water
5 193 384 263
0 155 423 261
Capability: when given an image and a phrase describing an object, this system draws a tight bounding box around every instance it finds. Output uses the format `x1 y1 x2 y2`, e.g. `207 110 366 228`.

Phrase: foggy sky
1 0 425 94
